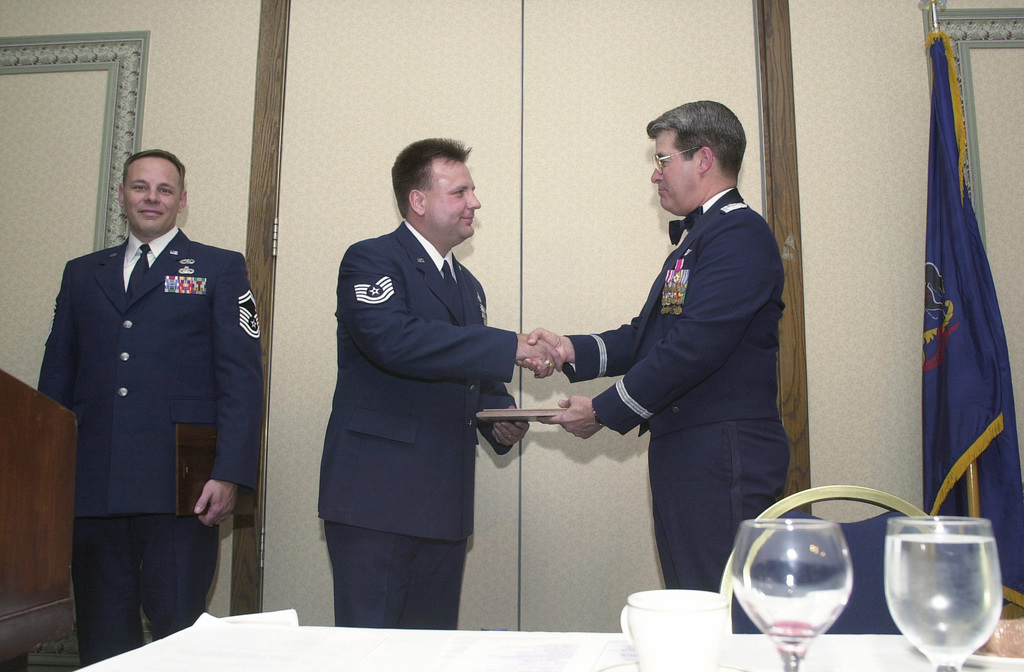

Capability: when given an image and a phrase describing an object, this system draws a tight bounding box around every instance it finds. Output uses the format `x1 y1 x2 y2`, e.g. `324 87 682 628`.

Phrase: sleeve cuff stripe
592 334 607 377
615 379 653 419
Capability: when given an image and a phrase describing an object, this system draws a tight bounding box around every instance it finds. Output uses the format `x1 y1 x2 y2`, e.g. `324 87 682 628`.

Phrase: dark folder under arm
175 424 217 516
175 423 254 517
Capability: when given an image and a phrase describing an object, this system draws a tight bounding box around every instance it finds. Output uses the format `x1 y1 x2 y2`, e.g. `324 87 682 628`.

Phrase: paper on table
195 609 300 627
81 617 386 671
407 631 625 672
476 408 563 421
591 639 638 671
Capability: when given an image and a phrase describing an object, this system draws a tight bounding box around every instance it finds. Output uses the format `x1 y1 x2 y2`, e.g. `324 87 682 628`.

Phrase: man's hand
516 334 563 378
527 328 575 365
491 417 529 446
539 396 603 439
195 479 238 527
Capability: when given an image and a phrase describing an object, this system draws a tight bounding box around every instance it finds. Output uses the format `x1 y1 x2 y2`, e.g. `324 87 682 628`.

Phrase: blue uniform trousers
71 515 219 665
325 521 467 629
649 418 790 591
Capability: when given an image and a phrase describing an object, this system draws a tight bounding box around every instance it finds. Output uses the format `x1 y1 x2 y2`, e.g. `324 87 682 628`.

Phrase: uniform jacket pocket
349 407 418 444
170 397 217 425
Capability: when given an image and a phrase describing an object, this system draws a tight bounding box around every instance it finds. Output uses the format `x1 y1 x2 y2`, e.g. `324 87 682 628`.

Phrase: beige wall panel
791 0 1024 522
519 0 762 632
0 0 260 253
0 0 260 617
972 47 1024 481
0 72 105 385
790 1 929 515
266 0 524 628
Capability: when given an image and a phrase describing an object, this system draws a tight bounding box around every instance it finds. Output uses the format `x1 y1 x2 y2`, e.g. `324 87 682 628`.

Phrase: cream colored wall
789 0 1024 522
0 0 261 616
517 1 761 631
0 70 106 387
790 2 929 515
970 47 1024 482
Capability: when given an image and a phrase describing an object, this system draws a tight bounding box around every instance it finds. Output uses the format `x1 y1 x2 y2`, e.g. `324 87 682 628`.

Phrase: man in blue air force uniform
319 138 559 629
38 149 263 665
532 101 791 592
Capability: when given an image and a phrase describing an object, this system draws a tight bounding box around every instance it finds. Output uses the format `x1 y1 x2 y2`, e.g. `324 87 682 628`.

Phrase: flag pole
966 464 981 516
920 0 946 34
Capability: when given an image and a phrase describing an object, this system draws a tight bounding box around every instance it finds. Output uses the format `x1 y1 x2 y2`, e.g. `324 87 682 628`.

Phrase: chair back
722 485 926 635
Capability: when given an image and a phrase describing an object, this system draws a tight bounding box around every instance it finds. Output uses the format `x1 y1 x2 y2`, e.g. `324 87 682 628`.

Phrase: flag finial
919 0 947 34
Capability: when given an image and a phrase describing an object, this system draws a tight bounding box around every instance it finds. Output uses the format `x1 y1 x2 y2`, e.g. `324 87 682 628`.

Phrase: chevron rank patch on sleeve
238 290 260 338
354 276 394 304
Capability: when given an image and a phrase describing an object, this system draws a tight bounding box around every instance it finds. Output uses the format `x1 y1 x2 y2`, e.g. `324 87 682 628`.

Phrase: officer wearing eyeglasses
531 100 791 593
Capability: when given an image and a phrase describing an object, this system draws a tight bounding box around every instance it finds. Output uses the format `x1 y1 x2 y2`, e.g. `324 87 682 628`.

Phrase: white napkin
192 609 300 628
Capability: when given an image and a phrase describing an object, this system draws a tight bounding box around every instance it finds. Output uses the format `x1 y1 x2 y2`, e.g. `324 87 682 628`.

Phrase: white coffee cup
620 589 729 672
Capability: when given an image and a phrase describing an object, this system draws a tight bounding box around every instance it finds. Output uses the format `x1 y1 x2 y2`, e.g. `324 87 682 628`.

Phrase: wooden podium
0 369 76 670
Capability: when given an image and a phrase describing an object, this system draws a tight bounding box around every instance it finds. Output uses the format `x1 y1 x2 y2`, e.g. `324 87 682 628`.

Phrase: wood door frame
755 0 811 497
231 0 289 615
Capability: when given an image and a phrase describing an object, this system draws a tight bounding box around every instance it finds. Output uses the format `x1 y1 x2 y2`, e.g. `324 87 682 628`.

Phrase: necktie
668 207 703 245
442 260 464 321
442 260 456 289
126 243 151 301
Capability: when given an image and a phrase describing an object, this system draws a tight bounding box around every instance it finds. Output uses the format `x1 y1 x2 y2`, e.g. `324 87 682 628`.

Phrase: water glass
884 516 1002 672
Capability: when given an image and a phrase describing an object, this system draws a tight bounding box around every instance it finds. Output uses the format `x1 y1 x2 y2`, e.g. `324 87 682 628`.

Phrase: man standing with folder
38 149 263 665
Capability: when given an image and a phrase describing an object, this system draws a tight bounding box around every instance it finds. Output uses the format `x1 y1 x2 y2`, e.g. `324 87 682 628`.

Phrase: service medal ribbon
165 276 208 295
661 259 688 314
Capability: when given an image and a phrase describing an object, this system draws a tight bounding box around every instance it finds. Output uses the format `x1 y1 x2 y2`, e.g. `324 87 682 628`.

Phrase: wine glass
731 519 853 672
884 516 1002 672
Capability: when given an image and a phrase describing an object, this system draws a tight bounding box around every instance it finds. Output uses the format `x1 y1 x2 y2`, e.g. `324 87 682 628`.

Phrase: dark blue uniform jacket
319 224 517 541
38 230 263 517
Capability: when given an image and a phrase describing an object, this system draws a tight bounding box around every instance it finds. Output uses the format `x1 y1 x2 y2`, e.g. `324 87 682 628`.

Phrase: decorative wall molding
928 9 1024 234
0 32 149 249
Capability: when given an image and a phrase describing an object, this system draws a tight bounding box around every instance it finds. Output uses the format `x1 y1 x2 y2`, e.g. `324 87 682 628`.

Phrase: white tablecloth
79 610 994 671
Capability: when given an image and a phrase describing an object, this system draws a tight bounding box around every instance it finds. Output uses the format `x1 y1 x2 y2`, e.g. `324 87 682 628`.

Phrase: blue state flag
922 32 1024 610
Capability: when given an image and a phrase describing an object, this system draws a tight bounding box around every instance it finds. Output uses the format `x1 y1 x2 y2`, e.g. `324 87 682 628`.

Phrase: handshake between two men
512 328 603 440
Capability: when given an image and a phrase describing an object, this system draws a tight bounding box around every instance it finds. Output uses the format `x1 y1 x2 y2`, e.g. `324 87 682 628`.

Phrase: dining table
77 610 1018 671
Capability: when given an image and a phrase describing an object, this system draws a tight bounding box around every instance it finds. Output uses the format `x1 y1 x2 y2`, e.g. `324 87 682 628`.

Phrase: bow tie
669 207 703 245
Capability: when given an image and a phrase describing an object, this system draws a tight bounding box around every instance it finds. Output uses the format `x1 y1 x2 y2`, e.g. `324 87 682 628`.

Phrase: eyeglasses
653 146 701 173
